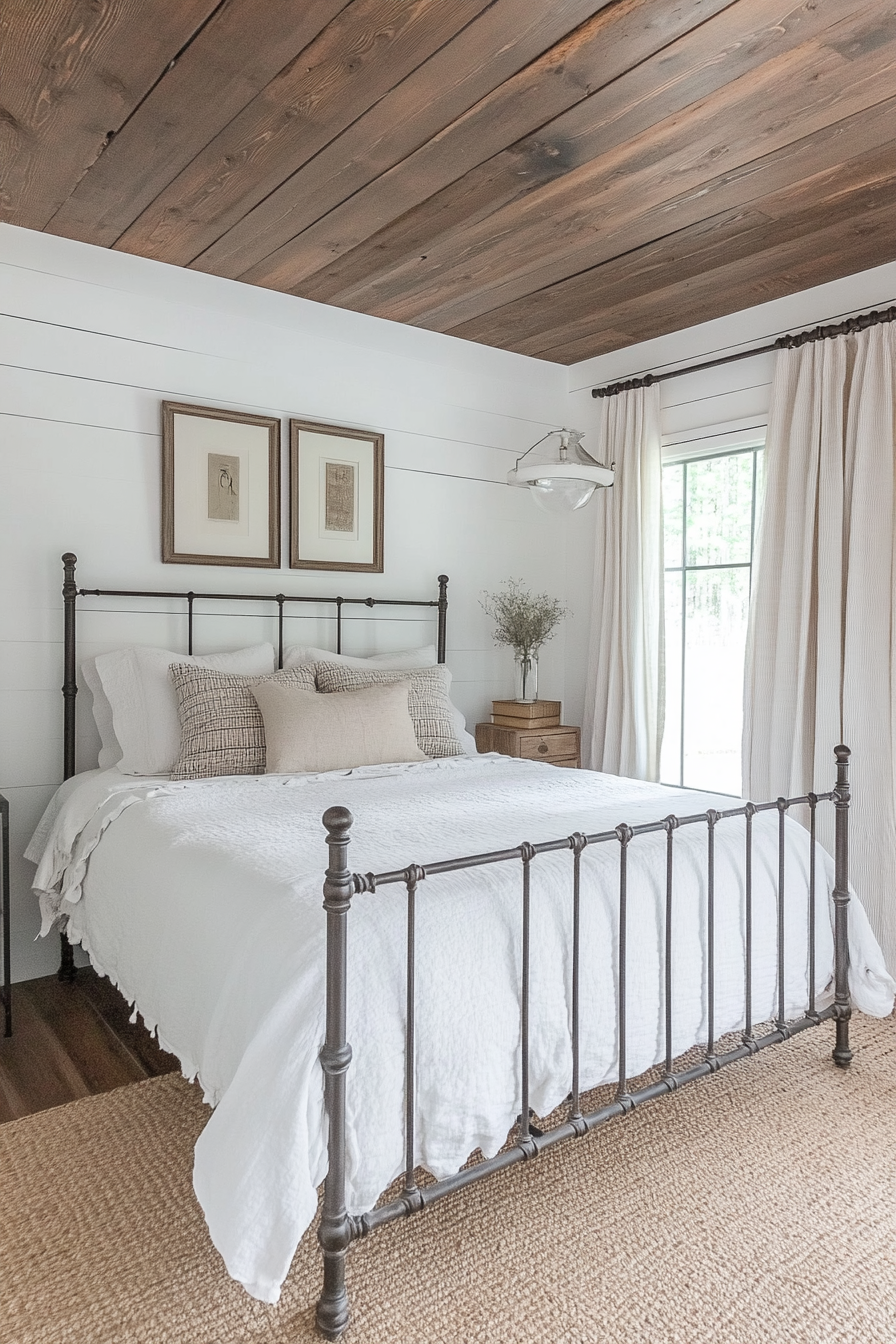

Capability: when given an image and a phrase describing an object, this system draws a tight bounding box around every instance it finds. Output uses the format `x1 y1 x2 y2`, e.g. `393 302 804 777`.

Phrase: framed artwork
161 401 280 567
289 419 384 572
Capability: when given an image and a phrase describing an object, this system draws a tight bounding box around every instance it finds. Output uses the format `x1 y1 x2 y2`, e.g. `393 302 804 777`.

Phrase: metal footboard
315 747 853 1338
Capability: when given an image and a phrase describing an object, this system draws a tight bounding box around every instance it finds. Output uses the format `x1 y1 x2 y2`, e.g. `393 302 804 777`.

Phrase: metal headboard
61 552 449 782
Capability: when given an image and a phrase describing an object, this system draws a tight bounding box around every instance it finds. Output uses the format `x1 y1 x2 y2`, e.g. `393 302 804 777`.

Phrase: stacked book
490 700 561 728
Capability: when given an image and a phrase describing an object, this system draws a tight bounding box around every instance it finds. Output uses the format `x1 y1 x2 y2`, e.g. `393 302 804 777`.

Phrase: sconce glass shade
507 429 614 512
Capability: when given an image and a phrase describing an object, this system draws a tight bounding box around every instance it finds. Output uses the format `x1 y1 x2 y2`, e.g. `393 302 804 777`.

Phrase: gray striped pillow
313 662 464 758
169 664 316 780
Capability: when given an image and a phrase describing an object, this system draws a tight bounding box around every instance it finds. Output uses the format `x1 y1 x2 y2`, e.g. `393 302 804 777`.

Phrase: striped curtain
743 322 896 973
582 384 664 780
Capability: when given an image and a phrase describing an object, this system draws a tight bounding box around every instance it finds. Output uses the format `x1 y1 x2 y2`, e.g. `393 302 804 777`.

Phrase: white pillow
81 658 123 768
449 705 478 756
95 643 277 775
283 643 437 671
251 679 427 773
282 642 477 753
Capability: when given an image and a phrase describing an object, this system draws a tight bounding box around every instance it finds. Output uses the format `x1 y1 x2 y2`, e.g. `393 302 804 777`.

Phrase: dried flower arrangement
480 580 569 658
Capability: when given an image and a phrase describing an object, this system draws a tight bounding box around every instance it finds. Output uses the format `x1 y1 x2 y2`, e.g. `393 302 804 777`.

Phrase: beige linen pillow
169 664 316 780
313 662 465 758
251 679 426 774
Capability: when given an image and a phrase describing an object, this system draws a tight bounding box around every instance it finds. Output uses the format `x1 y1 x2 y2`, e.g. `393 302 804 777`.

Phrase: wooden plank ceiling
3 0 896 364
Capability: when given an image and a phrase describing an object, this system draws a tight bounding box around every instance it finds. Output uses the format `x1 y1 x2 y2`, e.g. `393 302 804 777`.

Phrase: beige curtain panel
743 322 896 974
583 384 664 780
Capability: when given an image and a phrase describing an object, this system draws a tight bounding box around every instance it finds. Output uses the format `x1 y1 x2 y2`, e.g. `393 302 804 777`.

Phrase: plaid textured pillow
313 662 464 758
169 664 316 780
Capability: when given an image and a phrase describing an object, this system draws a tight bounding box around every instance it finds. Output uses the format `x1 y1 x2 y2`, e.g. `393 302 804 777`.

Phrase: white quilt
28 757 894 1304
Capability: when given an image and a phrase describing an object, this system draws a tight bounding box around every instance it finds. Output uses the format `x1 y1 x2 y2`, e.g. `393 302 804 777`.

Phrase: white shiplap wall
0 223 587 981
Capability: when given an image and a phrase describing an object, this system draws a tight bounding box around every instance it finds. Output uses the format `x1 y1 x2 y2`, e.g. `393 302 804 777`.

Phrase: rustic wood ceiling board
539 191 896 363
0 0 219 228
369 13 896 331
44 0 354 248
224 0 739 290
497 148 896 358
360 4 896 333
448 126 896 353
295 0 882 320
111 0 495 266
191 0 618 282
285 0 781 305
449 94 896 347
484 207 779 357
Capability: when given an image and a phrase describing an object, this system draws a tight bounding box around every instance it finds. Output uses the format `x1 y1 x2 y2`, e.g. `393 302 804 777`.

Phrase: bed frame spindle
663 817 677 1078
706 810 719 1060
403 867 423 1210
569 833 586 1128
832 746 853 1066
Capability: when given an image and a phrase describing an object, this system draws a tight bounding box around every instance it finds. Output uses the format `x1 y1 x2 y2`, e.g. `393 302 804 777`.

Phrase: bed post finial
62 554 78 782
317 806 355 1339
59 554 79 984
437 575 448 664
832 745 852 1068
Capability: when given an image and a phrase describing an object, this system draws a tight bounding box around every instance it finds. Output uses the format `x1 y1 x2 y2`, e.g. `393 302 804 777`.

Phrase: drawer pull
538 743 548 754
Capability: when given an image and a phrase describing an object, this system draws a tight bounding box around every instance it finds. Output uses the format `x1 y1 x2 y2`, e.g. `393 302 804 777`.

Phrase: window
660 446 764 795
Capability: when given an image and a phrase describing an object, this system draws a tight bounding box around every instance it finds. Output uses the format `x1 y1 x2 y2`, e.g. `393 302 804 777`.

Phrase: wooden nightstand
475 721 581 769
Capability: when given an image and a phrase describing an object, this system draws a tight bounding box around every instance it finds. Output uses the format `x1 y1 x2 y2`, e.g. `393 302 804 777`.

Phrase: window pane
663 462 684 569
682 566 750 795
686 452 754 567
661 572 683 786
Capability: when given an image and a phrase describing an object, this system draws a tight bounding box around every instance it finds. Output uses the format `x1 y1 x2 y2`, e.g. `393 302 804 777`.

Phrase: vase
514 651 538 703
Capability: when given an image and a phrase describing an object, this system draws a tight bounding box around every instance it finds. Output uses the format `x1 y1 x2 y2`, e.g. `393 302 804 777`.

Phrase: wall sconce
507 428 614 513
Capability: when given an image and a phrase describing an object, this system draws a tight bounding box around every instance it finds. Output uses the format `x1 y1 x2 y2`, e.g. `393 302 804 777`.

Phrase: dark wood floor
0 970 178 1124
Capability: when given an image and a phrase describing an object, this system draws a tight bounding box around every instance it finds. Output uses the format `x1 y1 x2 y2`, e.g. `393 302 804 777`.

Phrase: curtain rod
591 304 896 398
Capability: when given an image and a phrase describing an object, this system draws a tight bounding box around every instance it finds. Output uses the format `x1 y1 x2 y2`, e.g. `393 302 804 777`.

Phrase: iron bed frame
57 554 853 1339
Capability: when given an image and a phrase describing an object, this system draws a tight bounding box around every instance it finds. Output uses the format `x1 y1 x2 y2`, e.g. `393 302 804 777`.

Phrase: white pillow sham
95 643 277 775
80 658 123 769
283 643 437 671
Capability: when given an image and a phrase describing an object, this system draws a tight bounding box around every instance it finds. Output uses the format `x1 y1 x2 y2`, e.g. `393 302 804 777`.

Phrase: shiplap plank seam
0 407 518 483
0 357 548 455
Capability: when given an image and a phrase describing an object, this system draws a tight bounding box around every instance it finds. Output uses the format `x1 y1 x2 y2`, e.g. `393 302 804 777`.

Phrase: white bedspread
28 757 894 1303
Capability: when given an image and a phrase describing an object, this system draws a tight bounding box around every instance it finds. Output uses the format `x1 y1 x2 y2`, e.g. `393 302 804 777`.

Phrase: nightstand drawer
475 721 580 768
519 730 579 761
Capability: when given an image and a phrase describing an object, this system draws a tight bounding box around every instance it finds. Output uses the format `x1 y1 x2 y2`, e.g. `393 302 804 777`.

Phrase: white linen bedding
28 757 894 1304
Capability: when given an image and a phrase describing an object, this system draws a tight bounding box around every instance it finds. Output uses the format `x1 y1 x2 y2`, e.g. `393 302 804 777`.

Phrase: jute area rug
1 1017 895 1344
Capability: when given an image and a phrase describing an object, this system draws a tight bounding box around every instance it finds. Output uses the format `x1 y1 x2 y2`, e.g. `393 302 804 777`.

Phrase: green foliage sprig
480 579 569 658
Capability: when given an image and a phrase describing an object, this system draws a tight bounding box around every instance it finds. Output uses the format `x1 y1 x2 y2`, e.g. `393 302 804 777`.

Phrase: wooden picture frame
161 401 280 567
289 418 384 572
